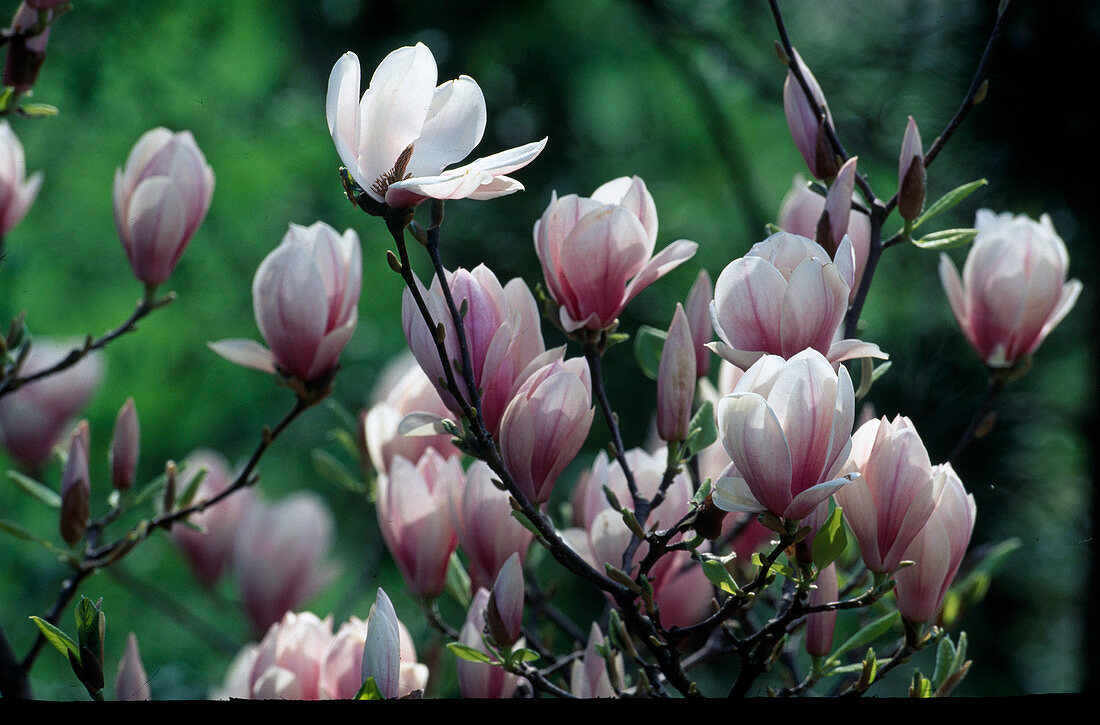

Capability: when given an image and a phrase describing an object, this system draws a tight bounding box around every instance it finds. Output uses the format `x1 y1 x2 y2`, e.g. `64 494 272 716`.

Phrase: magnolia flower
571 624 621 698
0 121 42 236
709 231 886 369
939 210 1081 368
210 222 361 383
534 176 697 332
456 588 524 698
451 460 534 593
712 349 857 522
113 128 215 286
327 43 545 208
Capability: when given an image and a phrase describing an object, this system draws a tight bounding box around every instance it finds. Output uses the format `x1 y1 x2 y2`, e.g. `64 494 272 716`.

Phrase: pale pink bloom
171 449 253 587
233 493 339 634
456 588 524 698
778 177 870 302
499 358 593 505
571 623 621 698
894 464 976 623
26 0 69 9
835 415 937 573
897 117 925 221
116 633 151 701
113 128 214 286
0 121 42 236
534 176 697 332
805 562 837 657
327 44 545 208
709 231 886 369
783 50 836 180
684 269 714 378
59 421 90 546
219 611 334 700
939 210 1081 368
210 222 361 382
362 354 455 477
657 304 695 442
376 449 461 598
572 447 693 533
452 460 534 592
401 264 548 436
487 553 524 647
712 350 858 522
0 342 103 470
109 398 139 491
319 611 428 699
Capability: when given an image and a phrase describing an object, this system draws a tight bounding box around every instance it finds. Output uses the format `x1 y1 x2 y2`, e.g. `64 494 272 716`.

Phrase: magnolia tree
0 0 1083 699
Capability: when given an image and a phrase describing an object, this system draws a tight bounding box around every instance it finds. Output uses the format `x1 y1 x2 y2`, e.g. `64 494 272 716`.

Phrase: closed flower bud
897 117 925 221
487 553 524 647
0 121 42 237
116 633 151 701
657 304 695 442
571 623 621 698
3 3 50 92
940 210 1081 368
109 398 139 491
362 588 401 699
805 562 837 657
684 269 713 378
210 222 362 384
59 421 90 546
819 157 858 257
499 358 594 504
456 588 522 698
783 50 837 180
113 128 214 286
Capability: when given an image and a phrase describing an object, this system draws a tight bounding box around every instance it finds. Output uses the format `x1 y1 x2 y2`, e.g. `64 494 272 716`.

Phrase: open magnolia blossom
327 43 546 208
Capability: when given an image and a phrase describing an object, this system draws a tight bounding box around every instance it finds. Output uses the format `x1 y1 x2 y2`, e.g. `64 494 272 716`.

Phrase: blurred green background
0 0 1094 698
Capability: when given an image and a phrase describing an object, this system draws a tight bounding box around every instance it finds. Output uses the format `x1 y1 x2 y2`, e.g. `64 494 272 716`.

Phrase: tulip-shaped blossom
685 269 714 378
452 461 534 592
499 358 594 505
820 157 858 257
894 464 976 624
939 210 1081 368
116 633 151 701
361 354 455 476
59 421 90 546
456 588 523 698
534 176 698 332
402 265 549 435
897 117 925 221
571 623 621 698
712 350 858 522
361 588 402 699
211 222 361 383
709 231 886 369
171 449 254 587
233 493 339 634
783 50 837 180
218 611 334 700
327 43 545 208
376 449 462 598
778 177 870 303
487 553 524 647
113 128 214 286
319 610 428 699
0 342 103 470
0 121 42 236
109 398 139 491
834 415 937 573
657 304 696 442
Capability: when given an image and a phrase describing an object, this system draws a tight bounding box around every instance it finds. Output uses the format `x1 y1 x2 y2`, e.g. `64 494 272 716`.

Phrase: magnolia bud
657 304 695 442
0 121 43 237
819 157 857 257
109 398 140 491
783 50 837 180
116 633 151 701
486 553 524 647
59 421 90 546
362 588 401 699
897 117 925 221
684 270 713 378
2 3 49 92
805 562 837 657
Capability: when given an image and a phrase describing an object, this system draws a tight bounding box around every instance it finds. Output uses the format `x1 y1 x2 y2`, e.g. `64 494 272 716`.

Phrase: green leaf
131 474 166 507
29 616 80 660
912 179 987 230
684 400 717 457
355 676 383 700
19 103 60 118
855 359 891 400
329 428 361 462
633 325 666 380
691 477 712 506
0 87 15 113
827 611 900 665
445 551 472 609
0 520 80 563
446 642 495 664
311 448 366 494
176 464 207 508
932 634 956 690
911 228 979 250
8 470 61 508
811 505 847 570
510 510 541 538
324 398 357 432
910 671 933 698
701 560 740 595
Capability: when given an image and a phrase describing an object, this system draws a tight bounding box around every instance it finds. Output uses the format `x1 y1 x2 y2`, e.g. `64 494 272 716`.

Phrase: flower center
371 143 415 199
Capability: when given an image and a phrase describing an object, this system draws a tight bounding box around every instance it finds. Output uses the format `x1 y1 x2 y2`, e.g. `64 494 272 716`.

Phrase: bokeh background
0 0 1094 698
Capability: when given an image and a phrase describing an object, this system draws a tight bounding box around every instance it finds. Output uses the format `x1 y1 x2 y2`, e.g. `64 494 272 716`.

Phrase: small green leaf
691 477 712 506
19 103 60 118
911 228 979 250
8 470 61 508
324 398 357 432
509 510 541 538
0 87 15 113
445 551 472 609
932 634 957 690
633 325 666 380
329 428 361 462
912 179 988 230
0 520 80 563
910 671 933 698
311 448 366 494
131 474 166 507
684 400 717 457
827 611 900 665
446 642 494 664
29 616 80 660
355 676 383 700
176 464 207 508
604 332 630 350
811 505 847 570
702 560 740 595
